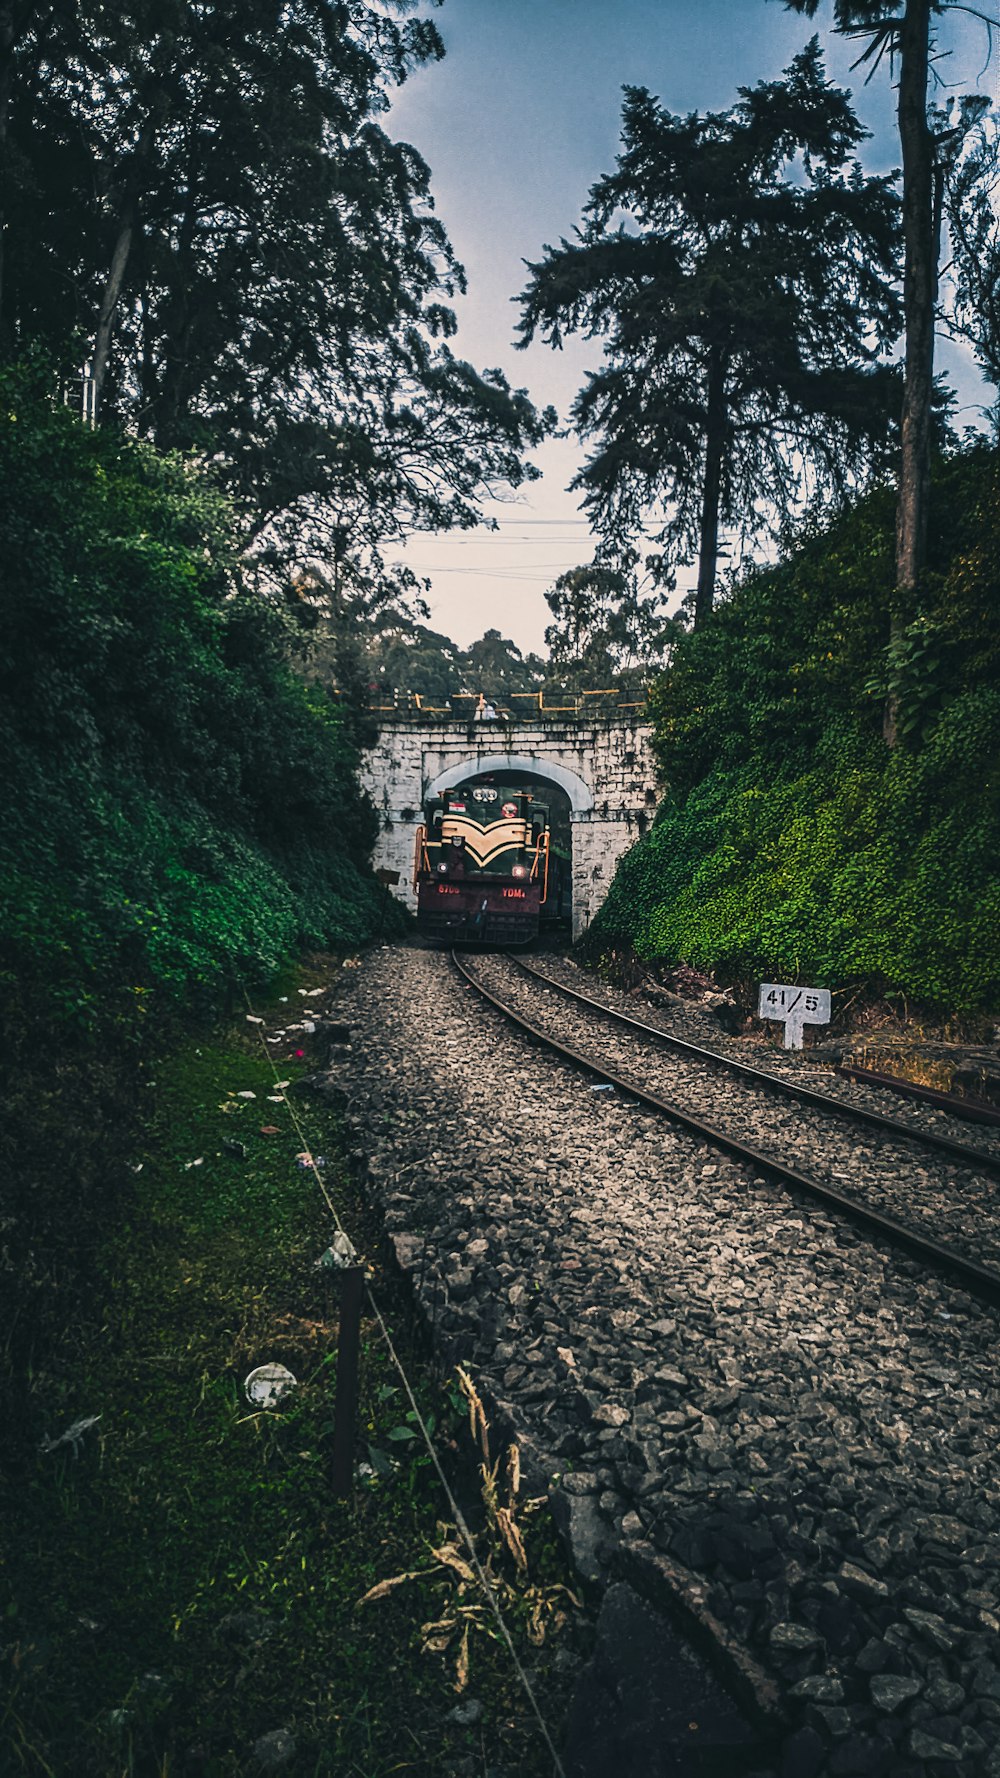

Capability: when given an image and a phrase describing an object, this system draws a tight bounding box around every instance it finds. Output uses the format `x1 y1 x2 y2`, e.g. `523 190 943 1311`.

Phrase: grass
0 956 587 1777
848 1047 958 1093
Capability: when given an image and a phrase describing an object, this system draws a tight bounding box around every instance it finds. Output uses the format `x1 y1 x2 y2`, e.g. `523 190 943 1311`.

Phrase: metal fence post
374 866 400 945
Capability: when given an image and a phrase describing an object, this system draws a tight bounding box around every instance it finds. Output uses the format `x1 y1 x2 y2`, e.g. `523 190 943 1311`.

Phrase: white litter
39 1415 102 1456
315 1231 358 1270
244 1364 297 1409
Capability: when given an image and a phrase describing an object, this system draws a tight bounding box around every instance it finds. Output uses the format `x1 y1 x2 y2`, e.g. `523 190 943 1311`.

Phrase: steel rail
836 1062 1000 1129
451 949 1000 1313
508 954 1000 1180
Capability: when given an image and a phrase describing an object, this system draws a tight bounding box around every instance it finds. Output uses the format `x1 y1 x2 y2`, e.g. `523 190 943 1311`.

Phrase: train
413 778 568 944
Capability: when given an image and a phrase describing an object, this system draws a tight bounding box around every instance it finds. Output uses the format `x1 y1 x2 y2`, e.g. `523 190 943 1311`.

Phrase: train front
414 782 550 944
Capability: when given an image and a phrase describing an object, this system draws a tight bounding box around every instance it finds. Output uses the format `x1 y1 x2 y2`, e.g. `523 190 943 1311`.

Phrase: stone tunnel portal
359 718 660 940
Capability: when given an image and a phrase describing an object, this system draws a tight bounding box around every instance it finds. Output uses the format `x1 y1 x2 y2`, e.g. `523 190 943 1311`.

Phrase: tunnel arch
359 717 658 937
425 752 595 814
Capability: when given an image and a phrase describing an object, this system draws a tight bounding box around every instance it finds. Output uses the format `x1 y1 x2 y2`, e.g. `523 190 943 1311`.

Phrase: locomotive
414 779 555 944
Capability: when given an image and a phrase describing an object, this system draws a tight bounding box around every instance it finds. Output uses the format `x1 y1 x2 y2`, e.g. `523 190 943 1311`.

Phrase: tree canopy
543 563 675 689
0 0 550 587
518 42 902 626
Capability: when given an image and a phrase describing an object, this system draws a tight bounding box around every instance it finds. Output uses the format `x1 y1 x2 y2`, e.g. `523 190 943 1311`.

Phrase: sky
387 0 999 655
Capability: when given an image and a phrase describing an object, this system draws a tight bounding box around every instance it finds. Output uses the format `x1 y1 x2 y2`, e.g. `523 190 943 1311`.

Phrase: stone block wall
359 718 660 939
569 814 637 938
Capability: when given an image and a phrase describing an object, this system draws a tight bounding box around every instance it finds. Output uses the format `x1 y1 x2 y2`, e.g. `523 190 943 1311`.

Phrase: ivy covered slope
0 363 398 1041
590 441 999 1014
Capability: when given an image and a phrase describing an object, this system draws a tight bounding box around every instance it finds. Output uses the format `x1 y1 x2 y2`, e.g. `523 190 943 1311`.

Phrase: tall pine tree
518 42 901 626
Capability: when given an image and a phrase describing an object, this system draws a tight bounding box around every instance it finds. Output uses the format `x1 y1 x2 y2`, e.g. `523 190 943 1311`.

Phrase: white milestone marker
758 982 831 1050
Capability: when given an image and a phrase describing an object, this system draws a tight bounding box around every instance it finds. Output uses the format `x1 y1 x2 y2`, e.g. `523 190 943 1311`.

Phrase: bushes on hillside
589 444 1000 1013
0 361 397 1037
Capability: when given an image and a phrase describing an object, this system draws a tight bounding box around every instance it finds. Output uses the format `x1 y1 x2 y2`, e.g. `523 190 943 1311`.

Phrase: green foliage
301 582 670 714
590 443 1000 1012
938 101 1000 402
0 363 399 1040
304 607 552 710
543 561 676 691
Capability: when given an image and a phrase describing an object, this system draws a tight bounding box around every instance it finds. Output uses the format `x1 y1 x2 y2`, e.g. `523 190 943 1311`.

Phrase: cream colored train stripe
464 843 529 867
438 816 530 868
442 818 527 849
442 817 527 839
445 839 528 867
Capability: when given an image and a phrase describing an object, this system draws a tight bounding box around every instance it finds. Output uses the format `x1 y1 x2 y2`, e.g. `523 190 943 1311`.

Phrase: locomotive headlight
437 862 448 875
512 864 527 878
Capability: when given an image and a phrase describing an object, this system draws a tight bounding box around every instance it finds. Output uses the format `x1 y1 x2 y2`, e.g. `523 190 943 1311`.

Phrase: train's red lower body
416 876 540 944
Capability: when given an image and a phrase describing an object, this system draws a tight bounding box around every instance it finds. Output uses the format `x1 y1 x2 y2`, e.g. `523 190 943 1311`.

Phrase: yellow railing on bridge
349 687 649 720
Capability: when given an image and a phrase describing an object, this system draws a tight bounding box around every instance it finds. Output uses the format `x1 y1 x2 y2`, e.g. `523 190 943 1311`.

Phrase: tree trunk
139 282 157 429
695 345 726 628
0 4 17 349
92 113 155 418
1 4 60 352
154 296 195 446
92 207 137 415
153 161 200 446
887 0 935 744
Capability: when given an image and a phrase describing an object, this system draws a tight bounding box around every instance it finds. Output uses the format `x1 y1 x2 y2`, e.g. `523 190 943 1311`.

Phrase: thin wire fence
243 987 569 1778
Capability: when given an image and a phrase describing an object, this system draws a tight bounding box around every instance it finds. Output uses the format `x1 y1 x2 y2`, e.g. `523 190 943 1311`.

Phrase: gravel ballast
466 954 1000 1275
327 944 1000 1778
523 954 1000 1162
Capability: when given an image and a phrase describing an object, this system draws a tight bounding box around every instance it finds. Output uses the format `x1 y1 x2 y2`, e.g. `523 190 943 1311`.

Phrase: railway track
339 945 1000 1768
835 1058 1000 1127
452 948 1000 1311
509 953 1000 1177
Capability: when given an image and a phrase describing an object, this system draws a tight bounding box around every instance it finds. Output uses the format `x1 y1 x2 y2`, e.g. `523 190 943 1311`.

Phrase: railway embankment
586 441 1000 1030
333 942 1000 1778
1 957 588 1777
